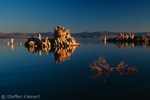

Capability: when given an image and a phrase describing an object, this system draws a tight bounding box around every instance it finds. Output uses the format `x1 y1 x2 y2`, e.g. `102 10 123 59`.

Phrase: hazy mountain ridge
0 31 149 38
0 32 54 38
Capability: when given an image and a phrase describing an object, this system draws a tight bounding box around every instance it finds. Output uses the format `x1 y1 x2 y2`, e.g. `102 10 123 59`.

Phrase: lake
0 38 150 100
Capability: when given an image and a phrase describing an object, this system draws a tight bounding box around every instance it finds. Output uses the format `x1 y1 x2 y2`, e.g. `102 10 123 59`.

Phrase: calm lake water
0 38 150 100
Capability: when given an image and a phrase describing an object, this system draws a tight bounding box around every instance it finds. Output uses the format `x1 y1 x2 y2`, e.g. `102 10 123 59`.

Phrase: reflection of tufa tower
11 45 14 51
104 36 106 46
10 38 14 51
39 50 41 56
54 46 77 63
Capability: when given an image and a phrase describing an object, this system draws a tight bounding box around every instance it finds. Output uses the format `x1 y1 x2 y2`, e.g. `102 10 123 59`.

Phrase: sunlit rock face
6 41 10 46
11 38 14 45
24 26 80 62
25 26 81 49
108 33 150 43
107 33 150 49
54 26 81 48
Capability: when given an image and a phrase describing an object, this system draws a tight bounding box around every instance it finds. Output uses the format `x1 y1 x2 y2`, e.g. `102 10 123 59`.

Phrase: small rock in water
19 42 22 46
6 41 10 46
24 26 81 53
25 34 51 49
11 38 14 45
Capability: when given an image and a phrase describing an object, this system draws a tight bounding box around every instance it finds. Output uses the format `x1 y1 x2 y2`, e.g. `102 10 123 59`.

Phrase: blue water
0 38 150 100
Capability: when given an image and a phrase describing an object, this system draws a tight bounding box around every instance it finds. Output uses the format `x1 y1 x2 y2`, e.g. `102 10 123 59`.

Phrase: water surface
0 38 150 100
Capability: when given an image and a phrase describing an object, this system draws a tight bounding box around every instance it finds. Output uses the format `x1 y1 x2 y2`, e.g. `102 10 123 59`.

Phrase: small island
25 26 81 49
24 26 81 62
107 33 150 43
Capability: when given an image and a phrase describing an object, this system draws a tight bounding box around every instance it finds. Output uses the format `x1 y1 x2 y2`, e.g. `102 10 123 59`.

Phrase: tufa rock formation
25 34 51 48
6 41 10 46
107 33 150 42
54 26 81 48
6 38 14 46
25 26 81 49
107 33 150 46
11 38 14 45
24 26 81 61
105 33 150 49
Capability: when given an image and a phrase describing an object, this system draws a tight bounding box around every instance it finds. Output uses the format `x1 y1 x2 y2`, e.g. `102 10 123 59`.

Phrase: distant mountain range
0 31 149 38
0 32 54 38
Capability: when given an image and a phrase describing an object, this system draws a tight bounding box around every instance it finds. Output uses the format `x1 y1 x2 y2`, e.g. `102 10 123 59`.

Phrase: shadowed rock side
25 35 51 48
106 33 150 47
90 56 138 83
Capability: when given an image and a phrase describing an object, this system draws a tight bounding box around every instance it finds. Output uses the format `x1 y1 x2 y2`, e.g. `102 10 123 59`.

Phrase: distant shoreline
0 31 149 39
0 36 115 39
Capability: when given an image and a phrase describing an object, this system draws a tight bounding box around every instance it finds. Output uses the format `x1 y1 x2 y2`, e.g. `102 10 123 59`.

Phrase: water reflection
11 45 14 51
107 41 150 49
27 46 51 56
54 46 77 62
6 41 14 51
26 46 78 63
90 56 138 82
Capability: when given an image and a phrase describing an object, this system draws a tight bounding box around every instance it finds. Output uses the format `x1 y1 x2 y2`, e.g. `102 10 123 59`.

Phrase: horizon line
1 31 150 34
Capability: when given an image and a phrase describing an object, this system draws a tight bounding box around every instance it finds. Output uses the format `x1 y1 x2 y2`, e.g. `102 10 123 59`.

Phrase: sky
0 0 150 33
